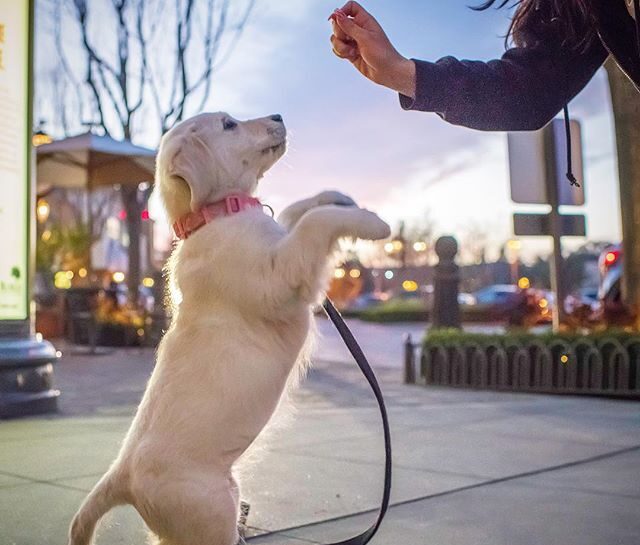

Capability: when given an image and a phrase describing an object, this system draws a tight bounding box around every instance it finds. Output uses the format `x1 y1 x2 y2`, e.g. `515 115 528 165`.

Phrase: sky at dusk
37 0 623 262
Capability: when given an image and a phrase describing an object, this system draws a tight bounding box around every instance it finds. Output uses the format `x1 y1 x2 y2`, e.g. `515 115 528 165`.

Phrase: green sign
0 0 32 321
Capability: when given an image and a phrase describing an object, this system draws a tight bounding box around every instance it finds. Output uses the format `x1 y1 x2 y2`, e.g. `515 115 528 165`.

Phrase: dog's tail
68 469 125 545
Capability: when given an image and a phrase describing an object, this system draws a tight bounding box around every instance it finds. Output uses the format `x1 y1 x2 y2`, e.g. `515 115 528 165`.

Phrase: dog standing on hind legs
68 112 390 545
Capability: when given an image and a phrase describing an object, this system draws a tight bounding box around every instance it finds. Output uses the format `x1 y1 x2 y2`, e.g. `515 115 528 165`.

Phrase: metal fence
404 334 640 398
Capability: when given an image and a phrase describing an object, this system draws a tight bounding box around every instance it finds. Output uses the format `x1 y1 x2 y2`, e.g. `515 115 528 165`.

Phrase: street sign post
0 0 59 417
508 119 587 331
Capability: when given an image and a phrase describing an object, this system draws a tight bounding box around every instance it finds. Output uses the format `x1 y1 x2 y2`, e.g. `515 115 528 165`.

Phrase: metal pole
543 124 566 331
86 159 94 276
403 334 416 384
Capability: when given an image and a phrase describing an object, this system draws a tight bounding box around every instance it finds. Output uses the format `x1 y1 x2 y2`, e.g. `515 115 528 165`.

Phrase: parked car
457 292 476 307
565 287 599 314
598 244 623 307
466 284 551 325
467 284 521 310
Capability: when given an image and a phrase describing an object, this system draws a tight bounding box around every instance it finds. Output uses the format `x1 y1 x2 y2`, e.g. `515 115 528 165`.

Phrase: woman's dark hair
474 0 596 50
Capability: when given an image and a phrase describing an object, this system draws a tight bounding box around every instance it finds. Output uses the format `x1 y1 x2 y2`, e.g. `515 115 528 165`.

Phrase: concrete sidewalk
1 333 640 544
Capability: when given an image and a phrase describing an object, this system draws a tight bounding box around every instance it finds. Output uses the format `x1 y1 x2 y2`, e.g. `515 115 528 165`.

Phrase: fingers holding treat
330 11 350 43
330 34 359 61
337 2 383 32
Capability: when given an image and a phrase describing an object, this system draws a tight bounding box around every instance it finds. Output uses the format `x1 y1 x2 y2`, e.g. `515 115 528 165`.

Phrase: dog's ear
167 133 216 212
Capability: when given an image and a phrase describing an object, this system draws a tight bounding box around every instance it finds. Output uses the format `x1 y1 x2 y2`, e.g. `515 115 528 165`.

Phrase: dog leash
320 298 392 545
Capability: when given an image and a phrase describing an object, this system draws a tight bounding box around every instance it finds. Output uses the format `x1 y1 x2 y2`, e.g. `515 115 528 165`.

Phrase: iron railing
404 334 640 398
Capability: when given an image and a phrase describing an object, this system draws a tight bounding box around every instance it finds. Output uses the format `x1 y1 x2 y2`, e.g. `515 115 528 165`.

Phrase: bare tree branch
49 0 256 138
54 0 86 131
136 1 164 126
193 0 256 113
39 0 257 298
95 62 127 128
129 0 146 117
72 0 120 80
210 0 256 71
162 0 197 129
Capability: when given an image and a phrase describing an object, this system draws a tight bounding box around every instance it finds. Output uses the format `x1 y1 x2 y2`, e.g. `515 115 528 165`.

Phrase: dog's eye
223 119 238 131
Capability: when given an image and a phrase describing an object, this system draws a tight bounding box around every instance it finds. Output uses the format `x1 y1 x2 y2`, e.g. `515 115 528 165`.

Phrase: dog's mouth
262 140 286 155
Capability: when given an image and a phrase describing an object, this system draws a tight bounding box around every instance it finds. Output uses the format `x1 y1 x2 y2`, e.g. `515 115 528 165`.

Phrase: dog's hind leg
68 468 126 545
149 477 240 545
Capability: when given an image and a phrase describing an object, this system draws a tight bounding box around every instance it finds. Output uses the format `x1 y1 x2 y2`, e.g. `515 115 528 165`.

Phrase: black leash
563 104 580 188
321 298 392 545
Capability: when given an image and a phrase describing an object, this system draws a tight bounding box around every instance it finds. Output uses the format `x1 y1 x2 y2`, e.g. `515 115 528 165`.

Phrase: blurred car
565 287 599 314
598 244 623 308
382 285 431 305
467 284 521 309
383 287 471 309
578 287 599 306
457 292 476 307
464 284 522 323
466 284 551 325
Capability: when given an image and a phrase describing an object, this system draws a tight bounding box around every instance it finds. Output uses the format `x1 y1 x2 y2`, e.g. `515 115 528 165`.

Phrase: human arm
400 44 608 131
330 1 609 131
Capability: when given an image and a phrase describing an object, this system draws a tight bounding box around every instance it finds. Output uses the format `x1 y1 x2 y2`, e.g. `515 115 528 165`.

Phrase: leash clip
263 204 275 218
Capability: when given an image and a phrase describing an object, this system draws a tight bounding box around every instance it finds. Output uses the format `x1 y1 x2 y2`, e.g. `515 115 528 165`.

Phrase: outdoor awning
36 132 156 192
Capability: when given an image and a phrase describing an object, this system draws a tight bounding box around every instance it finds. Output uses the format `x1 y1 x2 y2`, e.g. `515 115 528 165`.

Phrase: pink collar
173 193 263 240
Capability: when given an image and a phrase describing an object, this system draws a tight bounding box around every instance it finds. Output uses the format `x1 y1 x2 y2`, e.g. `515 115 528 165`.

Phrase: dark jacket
400 0 639 131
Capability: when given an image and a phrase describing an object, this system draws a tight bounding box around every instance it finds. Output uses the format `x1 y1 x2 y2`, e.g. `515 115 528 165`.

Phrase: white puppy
68 112 390 545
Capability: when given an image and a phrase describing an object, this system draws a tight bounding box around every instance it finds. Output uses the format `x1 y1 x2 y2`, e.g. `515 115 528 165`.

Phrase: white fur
68 112 390 545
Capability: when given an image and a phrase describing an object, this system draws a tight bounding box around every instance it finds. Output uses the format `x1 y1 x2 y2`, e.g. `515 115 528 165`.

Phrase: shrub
359 299 429 323
423 328 640 349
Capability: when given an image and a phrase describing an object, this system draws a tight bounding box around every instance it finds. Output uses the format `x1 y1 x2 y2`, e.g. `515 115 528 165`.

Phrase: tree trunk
122 186 142 304
605 60 640 328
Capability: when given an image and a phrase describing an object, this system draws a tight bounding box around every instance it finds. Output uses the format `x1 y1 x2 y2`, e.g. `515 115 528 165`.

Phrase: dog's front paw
351 209 391 241
316 190 357 208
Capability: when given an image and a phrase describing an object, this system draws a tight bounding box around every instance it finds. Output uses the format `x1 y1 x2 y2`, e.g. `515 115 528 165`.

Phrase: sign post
544 124 570 329
0 0 59 417
508 119 587 331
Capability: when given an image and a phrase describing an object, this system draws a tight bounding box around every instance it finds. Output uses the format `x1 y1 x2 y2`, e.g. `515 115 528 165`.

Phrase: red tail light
600 248 622 273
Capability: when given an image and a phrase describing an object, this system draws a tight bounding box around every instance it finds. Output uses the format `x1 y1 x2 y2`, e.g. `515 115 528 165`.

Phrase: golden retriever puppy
68 112 390 545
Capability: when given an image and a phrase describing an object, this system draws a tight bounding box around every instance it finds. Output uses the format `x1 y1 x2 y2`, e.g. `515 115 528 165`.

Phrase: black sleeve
399 39 608 131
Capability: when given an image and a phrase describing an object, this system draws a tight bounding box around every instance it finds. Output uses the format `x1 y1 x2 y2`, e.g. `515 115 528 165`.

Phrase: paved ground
313 316 505 369
1 318 639 545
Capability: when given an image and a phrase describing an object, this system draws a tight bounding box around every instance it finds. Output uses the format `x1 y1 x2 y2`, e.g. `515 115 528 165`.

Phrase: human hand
329 1 416 98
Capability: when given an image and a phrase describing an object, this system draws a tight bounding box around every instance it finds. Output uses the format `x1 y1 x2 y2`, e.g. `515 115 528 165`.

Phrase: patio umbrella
36 132 156 193
35 132 157 278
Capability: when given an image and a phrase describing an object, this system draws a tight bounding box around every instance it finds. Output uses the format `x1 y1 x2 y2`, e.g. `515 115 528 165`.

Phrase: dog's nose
270 114 283 123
